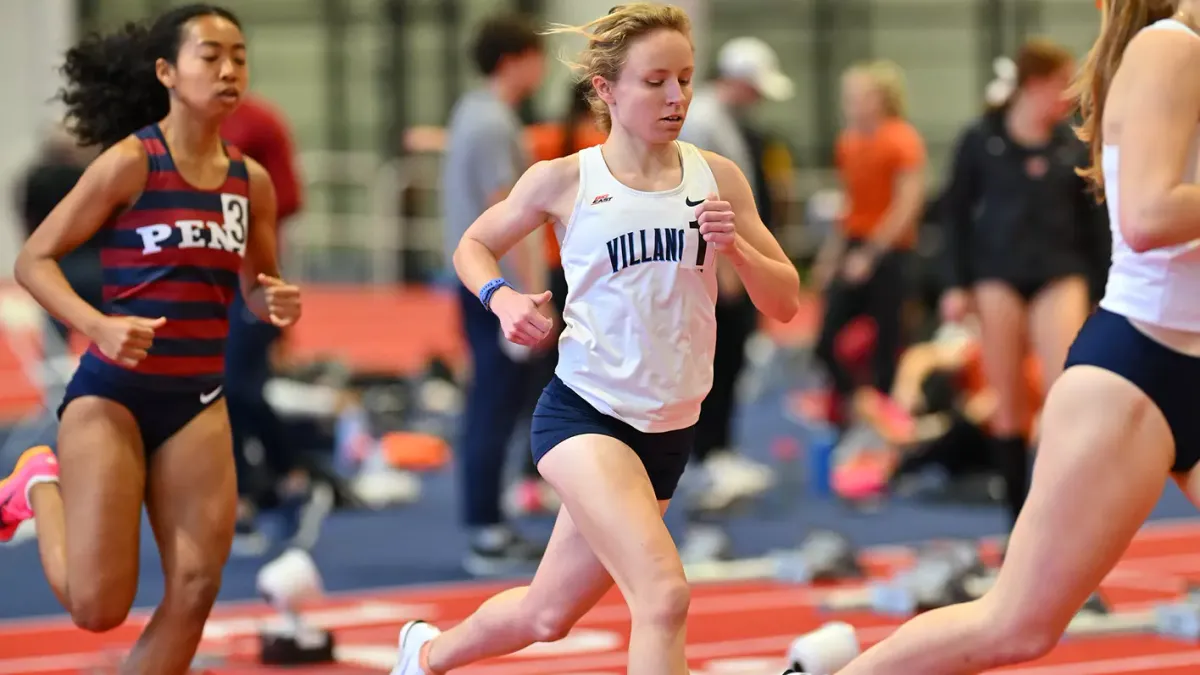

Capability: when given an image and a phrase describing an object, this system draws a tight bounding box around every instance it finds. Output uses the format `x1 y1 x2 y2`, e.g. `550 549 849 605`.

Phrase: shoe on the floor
0 446 59 543
678 523 733 564
462 526 545 577
788 621 860 675
390 619 441 675
691 450 775 512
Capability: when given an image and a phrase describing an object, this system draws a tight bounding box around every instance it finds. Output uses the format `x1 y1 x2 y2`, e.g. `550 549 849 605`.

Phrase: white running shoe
692 450 775 512
391 620 441 674
787 621 860 674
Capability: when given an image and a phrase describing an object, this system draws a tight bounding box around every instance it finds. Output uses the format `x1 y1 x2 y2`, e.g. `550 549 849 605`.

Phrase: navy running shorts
1064 307 1200 473
57 366 225 455
531 376 695 500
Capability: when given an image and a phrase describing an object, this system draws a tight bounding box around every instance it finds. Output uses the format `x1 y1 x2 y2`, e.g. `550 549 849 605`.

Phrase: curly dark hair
58 4 241 149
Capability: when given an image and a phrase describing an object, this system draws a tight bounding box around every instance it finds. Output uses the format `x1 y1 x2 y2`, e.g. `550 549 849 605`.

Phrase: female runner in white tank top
822 2 1200 673
389 4 801 675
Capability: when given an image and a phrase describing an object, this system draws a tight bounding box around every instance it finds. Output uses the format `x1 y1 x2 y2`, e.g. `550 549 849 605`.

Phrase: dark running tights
813 247 909 425
693 293 758 463
992 434 1030 529
226 290 295 508
458 286 532 526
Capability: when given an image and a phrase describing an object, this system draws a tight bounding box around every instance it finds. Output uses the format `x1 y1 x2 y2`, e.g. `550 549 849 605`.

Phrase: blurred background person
810 60 927 439
441 13 548 576
15 124 100 368
504 79 607 518
219 92 320 554
676 35 791 560
740 114 798 235
939 38 1109 533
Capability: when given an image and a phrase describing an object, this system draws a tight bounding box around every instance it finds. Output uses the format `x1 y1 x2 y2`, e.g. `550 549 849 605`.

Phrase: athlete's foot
0 446 59 542
391 620 441 675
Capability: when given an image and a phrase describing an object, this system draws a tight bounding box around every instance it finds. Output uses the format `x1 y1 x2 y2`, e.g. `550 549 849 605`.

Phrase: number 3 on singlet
221 194 250 242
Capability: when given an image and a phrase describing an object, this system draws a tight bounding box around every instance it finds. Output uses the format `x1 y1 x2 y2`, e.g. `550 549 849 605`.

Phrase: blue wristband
479 277 512 312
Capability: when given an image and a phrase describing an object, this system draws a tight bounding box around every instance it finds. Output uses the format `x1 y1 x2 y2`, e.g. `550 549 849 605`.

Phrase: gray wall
25 0 1102 283
78 0 1102 184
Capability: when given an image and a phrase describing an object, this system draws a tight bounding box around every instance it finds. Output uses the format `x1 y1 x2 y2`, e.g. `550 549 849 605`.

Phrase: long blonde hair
1071 0 1176 200
543 3 692 132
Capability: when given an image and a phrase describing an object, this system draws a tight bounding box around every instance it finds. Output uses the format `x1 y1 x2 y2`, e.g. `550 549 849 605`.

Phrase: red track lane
3 519 1200 674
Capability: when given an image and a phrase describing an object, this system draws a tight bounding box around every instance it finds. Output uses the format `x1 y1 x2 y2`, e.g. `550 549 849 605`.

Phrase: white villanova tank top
554 141 720 433
1101 18 1200 331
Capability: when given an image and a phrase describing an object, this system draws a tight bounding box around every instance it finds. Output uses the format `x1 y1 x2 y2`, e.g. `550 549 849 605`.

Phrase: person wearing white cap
682 36 795 181
717 36 796 102
674 36 793 561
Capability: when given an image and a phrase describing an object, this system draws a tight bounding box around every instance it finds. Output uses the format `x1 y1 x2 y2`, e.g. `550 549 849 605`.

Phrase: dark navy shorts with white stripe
58 364 225 455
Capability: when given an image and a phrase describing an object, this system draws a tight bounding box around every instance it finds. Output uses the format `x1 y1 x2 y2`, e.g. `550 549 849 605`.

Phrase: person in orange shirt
812 60 928 433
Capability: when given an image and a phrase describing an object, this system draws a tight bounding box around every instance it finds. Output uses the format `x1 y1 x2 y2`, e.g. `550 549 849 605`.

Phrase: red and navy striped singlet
79 124 250 391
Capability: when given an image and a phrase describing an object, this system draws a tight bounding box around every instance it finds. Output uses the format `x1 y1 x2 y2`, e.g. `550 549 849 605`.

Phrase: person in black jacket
939 38 1110 532
16 125 100 358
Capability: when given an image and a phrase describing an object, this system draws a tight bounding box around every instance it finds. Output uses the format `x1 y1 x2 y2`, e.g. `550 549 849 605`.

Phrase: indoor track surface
3 519 1200 674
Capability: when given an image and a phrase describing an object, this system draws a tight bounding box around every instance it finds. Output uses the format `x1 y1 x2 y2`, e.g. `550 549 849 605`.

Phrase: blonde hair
845 59 909 118
1071 0 1177 200
543 3 692 132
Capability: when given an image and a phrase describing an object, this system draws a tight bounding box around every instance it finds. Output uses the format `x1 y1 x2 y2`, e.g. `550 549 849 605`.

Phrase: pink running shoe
0 445 59 542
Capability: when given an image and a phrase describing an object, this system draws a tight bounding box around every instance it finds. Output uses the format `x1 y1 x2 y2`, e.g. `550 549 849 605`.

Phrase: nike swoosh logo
685 197 705 207
200 386 223 404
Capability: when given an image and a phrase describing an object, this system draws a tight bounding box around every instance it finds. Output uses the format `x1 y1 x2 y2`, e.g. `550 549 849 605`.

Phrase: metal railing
286 151 441 285
286 150 832 286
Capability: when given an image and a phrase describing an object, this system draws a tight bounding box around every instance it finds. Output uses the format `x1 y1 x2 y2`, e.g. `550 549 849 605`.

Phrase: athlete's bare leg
837 366 1173 674
424 500 670 670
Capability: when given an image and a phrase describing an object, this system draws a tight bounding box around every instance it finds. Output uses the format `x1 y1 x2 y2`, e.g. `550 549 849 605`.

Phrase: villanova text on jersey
604 198 710 275
82 124 251 391
605 226 689 273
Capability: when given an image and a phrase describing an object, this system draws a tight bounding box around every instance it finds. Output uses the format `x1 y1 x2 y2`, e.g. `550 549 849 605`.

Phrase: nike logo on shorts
200 386 223 404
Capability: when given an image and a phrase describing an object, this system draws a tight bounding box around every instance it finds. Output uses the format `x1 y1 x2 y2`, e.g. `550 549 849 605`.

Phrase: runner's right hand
491 287 554 347
95 315 166 367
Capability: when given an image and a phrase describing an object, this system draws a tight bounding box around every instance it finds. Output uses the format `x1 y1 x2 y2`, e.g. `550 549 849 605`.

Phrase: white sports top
1100 18 1200 331
554 141 720 433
